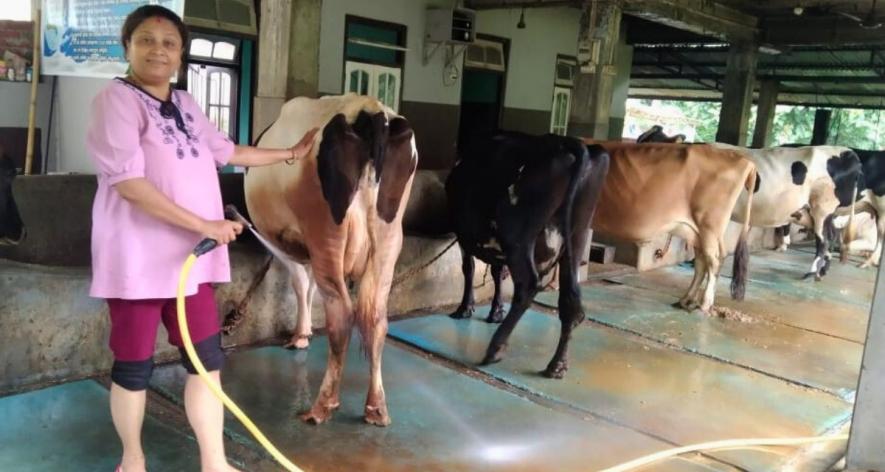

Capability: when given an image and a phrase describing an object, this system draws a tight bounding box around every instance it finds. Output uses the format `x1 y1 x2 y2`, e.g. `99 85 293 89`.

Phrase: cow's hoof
449 306 474 320
299 403 339 425
221 308 245 335
486 306 505 323
284 334 312 350
481 345 506 366
543 361 568 379
859 262 873 269
675 299 698 311
364 405 391 427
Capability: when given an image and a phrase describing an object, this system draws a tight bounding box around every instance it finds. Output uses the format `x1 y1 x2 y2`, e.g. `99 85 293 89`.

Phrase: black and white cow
446 132 609 378
827 149 885 268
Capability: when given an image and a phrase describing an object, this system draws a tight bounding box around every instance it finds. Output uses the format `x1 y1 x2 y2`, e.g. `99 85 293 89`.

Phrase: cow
592 142 756 313
446 132 609 379
636 124 686 144
827 148 885 268
0 146 23 243
244 94 418 426
709 144 857 280
793 204 878 258
636 129 855 280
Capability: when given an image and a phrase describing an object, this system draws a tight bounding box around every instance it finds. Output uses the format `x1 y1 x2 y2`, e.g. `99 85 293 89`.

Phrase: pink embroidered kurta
87 78 234 300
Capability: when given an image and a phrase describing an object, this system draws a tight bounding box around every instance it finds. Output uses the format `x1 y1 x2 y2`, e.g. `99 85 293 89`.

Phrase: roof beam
622 0 758 42
466 0 577 9
633 61 885 71
631 73 885 84
763 17 885 46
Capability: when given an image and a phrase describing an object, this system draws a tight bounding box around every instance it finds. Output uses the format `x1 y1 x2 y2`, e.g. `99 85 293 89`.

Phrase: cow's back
244 94 397 268
593 143 753 242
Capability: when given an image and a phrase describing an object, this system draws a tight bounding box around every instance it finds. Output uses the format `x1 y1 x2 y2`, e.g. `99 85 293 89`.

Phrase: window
345 62 402 111
188 37 239 63
464 39 506 72
550 56 576 135
344 16 406 112
550 87 571 136
1 0 30 21
186 34 240 139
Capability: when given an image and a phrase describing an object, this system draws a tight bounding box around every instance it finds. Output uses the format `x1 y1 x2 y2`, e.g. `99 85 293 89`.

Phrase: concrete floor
0 247 871 471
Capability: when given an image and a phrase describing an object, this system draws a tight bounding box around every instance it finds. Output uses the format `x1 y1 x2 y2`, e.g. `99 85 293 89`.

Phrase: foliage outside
625 99 885 150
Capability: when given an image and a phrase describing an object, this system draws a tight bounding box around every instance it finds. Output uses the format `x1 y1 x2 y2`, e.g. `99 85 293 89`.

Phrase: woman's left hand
287 127 321 163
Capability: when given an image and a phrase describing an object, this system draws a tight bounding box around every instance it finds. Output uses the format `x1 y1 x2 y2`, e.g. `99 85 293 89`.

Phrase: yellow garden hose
178 247 304 472
598 434 848 472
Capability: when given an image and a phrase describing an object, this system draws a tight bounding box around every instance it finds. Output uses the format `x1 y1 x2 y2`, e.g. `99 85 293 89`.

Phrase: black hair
120 5 188 55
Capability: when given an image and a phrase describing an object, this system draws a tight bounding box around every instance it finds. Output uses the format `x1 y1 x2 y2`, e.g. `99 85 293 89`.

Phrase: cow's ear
376 117 417 223
317 113 370 225
351 111 388 182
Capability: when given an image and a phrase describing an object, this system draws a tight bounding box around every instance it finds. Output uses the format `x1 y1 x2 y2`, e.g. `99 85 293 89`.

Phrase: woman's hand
287 127 321 163
200 219 243 245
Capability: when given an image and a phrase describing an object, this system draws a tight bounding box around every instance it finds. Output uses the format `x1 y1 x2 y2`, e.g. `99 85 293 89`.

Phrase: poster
42 0 184 78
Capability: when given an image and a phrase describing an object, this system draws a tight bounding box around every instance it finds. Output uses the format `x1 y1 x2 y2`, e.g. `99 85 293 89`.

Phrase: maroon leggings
107 283 220 362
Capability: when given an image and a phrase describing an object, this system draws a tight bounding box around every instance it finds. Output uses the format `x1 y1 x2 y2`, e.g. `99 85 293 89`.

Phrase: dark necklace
116 77 191 139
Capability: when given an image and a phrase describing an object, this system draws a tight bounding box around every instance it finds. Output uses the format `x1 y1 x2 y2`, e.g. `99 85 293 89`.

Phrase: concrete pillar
751 80 779 148
569 1 622 139
608 20 634 140
811 109 832 145
253 0 293 136
845 250 885 471
287 0 322 99
716 42 758 146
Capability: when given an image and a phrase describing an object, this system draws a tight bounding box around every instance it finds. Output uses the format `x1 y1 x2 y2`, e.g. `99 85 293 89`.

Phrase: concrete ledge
595 222 778 272
0 236 509 393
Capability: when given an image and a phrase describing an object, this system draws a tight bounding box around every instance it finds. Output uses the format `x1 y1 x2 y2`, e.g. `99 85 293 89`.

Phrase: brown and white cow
591 142 756 313
636 128 857 280
244 94 418 426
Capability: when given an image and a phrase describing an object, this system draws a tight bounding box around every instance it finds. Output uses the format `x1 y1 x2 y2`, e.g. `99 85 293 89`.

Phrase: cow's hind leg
697 234 723 314
486 264 507 323
860 215 885 269
481 247 538 366
449 248 476 319
678 255 706 310
300 277 351 425
284 264 316 350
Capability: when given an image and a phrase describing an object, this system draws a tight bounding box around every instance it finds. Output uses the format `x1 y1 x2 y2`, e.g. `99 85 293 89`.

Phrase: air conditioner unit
425 8 476 44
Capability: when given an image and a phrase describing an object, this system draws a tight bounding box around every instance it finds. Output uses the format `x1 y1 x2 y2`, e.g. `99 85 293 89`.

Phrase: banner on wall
42 0 184 78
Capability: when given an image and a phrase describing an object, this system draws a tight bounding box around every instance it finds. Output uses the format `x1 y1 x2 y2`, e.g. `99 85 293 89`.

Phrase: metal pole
846 247 885 471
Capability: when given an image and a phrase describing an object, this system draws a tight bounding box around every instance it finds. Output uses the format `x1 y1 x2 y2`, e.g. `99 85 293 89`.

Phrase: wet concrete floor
1 248 871 471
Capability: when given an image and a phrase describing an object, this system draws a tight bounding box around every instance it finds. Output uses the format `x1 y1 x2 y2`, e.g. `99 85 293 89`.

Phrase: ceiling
466 0 885 108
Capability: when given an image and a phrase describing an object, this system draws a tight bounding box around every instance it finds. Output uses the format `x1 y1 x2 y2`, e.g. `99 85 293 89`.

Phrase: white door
550 86 572 136
345 61 402 113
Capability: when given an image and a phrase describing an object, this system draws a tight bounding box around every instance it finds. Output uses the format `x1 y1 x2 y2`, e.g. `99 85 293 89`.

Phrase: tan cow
591 142 757 313
245 94 418 426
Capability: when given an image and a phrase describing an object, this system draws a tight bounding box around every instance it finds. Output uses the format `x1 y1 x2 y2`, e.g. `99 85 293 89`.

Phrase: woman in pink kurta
87 6 317 472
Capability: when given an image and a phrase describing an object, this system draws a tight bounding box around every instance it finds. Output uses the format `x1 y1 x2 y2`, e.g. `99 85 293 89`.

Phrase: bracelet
285 147 296 165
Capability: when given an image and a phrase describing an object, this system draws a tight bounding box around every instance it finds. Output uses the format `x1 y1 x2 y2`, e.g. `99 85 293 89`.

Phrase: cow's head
636 125 686 144
317 111 416 225
827 150 865 207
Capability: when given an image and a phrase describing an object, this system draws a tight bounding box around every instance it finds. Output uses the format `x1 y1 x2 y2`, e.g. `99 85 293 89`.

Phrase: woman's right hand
200 219 243 245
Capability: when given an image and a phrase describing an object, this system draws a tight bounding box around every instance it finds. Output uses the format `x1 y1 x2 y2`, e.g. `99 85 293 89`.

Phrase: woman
86 6 317 472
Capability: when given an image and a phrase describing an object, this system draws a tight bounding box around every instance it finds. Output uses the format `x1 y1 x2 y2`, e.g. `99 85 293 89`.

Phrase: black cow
636 125 686 144
446 132 609 378
0 149 23 242
827 148 885 267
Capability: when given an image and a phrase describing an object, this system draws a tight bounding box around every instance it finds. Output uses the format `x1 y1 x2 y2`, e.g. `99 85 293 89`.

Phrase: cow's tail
841 182 859 262
731 165 756 301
